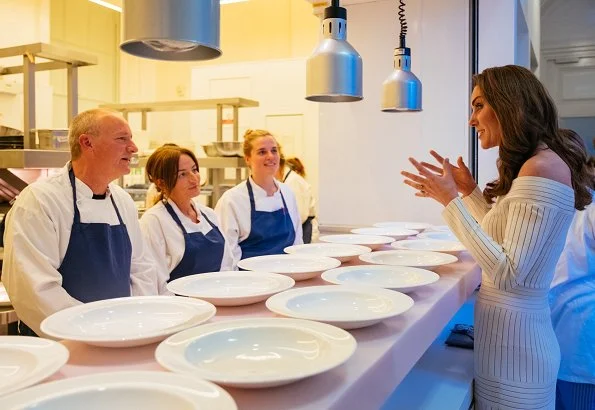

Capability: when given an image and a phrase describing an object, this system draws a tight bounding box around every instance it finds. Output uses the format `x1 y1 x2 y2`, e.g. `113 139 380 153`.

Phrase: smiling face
469 86 502 150
89 114 138 180
245 135 280 178
168 154 201 204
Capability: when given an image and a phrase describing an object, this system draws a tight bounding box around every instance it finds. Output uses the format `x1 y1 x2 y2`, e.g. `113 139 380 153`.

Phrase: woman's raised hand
401 157 459 207
421 151 477 196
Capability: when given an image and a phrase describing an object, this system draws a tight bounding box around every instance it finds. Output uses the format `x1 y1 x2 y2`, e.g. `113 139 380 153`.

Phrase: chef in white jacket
277 154 319 243
215 129 303 266
140 144 234 294
2 108 157 336
550 189 595 409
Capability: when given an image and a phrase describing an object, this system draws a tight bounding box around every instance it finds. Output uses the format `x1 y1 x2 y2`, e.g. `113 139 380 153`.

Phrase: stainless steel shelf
0 149 70 168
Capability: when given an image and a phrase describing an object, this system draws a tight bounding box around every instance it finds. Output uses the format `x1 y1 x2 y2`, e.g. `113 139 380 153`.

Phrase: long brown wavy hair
476 65 593 210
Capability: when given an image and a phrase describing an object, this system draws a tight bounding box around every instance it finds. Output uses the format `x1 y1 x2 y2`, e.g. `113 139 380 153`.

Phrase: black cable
398 0 407 48
469 0 479 181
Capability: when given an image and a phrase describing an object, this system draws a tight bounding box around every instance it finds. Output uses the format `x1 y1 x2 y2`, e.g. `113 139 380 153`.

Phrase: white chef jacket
1 164 158 337
140 198 235 295
214 177 303 266
550 197 595 384
283 170 319 241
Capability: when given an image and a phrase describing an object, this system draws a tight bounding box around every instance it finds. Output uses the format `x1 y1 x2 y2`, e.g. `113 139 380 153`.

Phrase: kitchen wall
316 0 531 227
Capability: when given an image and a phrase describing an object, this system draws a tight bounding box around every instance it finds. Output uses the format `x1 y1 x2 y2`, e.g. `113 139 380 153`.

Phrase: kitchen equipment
202 143 219 157
266 285 414 329
213 141 242 157
35 129 69 150
155 318 357 388
0 125 22 136
40 296 216 348
237 254 341 281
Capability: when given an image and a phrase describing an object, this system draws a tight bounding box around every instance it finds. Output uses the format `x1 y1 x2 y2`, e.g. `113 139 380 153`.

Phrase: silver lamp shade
306 3 362 102
120 0 221 61
382 47 422 111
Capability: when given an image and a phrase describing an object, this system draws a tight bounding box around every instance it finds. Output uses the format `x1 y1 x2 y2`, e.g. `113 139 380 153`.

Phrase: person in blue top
215 129 303 266
140 144 234 294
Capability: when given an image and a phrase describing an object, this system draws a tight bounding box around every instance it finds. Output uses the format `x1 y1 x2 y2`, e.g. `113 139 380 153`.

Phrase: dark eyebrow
471 96 483 105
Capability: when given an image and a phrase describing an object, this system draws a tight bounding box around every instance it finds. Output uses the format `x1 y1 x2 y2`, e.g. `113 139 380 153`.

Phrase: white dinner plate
40 296 216 348
237 254 341 281
416 231 459 241
359 250 458 270
0 336 69 396
266 285 414 329
321 265 440 293
2 371 237 410
372 221 432 233
0 282 11 307
318 234 394 251
167 271 295 306
351 227 418 240
284 243 371 263
391 239 466 255
155 318 356 388
429 225 452 232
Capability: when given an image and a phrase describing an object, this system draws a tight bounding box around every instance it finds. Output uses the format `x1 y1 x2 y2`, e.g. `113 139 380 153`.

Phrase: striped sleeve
461 185 491 222
442 182 574 286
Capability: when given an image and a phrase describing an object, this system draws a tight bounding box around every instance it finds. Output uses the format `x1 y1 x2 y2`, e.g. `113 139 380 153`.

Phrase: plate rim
1 370 237 409
372 221 432 230
318 234 395 245
166 271 296 299
265 285 414 324
350 227 419 237
390 239 466 252
155 317 357 385
40 296 216 343
0 336 70 396
321 264 440 289
284 243 371 257
237 254 342 273
359 249 459 267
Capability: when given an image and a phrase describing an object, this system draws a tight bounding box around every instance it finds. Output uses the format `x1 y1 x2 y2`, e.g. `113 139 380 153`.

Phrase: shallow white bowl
321 265 440 293
237 254 341 281
40 296 216 348
284 243 371 263
372 221 432 233
155 318 356 388
429 225 452 232
0 282 11 307
391 239 466 255
266 285 414 329
0 336 69 396
359 250 458 270
2 371 237 410
318 234 394 251
167 271 295 306
351 227 418 241
416 231 459 241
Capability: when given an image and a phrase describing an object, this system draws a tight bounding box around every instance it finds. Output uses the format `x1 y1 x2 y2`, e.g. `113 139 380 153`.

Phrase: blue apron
164 202 225 282
239 179 296 260
19 167 132 336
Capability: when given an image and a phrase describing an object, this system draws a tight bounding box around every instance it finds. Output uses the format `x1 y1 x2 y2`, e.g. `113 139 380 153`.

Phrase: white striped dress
442 177 576 409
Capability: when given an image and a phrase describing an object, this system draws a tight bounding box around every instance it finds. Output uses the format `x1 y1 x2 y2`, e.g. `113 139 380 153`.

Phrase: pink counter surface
49 253 480 410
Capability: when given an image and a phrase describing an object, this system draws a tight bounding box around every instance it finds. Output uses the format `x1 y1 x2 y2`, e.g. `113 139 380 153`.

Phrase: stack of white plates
359 250 458 270
373 221 432 233
266 285 414 329
284 243 371 263
167 271 295 306
391 239 466 255
40 296 216 348
321 265 440 293
318 234 394 251
2 371 237 410
351 227 417 240
155 318 357 388
0 336 69 396
237 254 341 281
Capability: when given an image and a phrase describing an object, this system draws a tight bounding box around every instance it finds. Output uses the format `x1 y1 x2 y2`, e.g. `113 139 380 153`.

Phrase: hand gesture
401 156 459 207
420 151 477 196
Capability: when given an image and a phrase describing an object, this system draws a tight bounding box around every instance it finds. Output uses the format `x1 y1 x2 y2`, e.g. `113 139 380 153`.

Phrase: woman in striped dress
402 65 594 409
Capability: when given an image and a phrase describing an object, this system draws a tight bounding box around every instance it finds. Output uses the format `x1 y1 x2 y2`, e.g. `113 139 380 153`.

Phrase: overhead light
120 0 221 61
306 0 362 103
88 0 246 12
381 0 422 112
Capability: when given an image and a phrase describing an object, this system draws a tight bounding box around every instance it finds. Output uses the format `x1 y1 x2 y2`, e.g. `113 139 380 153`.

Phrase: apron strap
164 201 189 236
247 178 288 215
283 169 292 182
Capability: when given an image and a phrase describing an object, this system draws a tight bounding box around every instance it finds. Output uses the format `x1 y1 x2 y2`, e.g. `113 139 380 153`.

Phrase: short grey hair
68 108 118 160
